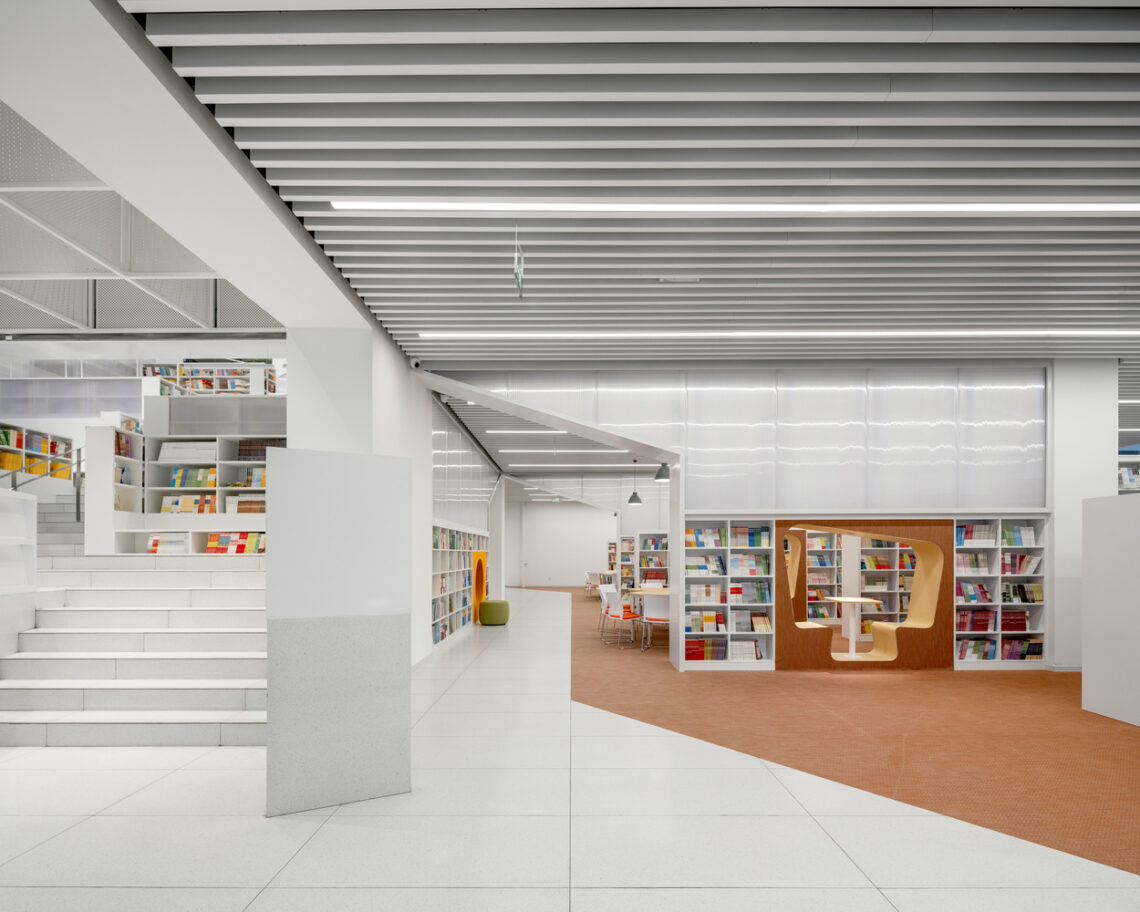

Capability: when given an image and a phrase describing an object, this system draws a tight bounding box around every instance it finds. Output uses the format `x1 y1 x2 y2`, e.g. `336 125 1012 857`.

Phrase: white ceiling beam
322 243 1140 257
0 0 370 330
0 181 111 191
195 73 1140 105
145 8 1140 45
172 43 1140 78
121 1 1140 11
216 101 1140 128
235 125 1140 149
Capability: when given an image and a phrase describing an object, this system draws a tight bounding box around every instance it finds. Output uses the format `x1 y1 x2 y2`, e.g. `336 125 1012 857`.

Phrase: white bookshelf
142 361 276 397
0 423 73 482
619 535 635 592
843 536 916 641
636 530 669 591
683 519 774 669
954 517 1046 667
86 430 283 556
1118 455 1140 494
803 530 844 625
431 523 488 647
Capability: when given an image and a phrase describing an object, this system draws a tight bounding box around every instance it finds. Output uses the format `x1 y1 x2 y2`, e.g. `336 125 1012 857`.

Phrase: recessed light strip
485 429 568 435
498 449 628 454
331 201 1140 215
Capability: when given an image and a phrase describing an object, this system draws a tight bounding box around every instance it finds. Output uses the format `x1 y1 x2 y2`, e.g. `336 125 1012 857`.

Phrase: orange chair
599 584 640 648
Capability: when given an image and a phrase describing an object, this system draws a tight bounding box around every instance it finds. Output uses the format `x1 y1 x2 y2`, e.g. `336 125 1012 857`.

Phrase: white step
35 554 266 570
61 587 265 607
0 652 267 680
38 513 84 525
38 569 265 589
36 606 265 629
37 544 82 557
0 710 264 747
36 532 85 545
0 679 265 711
17 628 267 653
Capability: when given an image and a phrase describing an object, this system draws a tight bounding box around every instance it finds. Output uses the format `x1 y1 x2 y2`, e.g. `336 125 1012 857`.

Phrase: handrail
0 447 84 522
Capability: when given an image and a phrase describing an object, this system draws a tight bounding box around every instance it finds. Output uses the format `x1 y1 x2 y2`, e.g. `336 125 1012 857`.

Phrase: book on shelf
236 438 286 462
727 579 771 604
115 465 131 485
1001 636 1043 660
1000 609 1029 632
685 611 722 634
685 553 726 576
686 582 724 605
0 452 20 471
731 525 771 548
807 553 834 568
1001 582 1044 604
1001 553 1042 575
205 532 265 554
807 570 832 585
750 612 773 633
956 609 996 632
805 535 833 549
861 555 891 570
807 604 831 619
898 552 916 570
114 431 133 457
899 574 912 592
955 552 990 574
159 494 217 514
640 569 668 586
640 535 667 550
958 637 998 661
169 467 217 488
1001 524 1037 547
146 533 188 555
1119 466 1140 489
157 441 216 463
234 495 266 514
956 580 992 603
640 554 666 568
862 574 890 590
728 640 762 660
729 553 770 576
806 586 829 602
685 637 727 661
956 523 997 546
685 526 724 548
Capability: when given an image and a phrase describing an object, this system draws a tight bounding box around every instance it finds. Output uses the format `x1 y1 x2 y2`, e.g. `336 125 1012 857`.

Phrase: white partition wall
266 447 411 816
1082 494 1140 727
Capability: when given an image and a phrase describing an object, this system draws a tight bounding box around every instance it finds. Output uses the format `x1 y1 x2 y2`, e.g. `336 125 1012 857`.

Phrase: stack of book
956 523 998 546
957 609 996 631
1002 582 1044 603
956 581 992 603
730 553 770 576
807 553 833 567
204 532 265 554
686 610 725 633
1001 609 1029 632
899 552 916 570
160 494 216 514
236 438 286 461
685 527 723 547
169 467 217 488
1001 637 1043 660
862 574 890 590
731 526 770 547
729 580 771 604
1001 553 1042 574
728 640 762 660
146 533 188 555
861 555 891 570
1001 524 1037 547
685 638 727 661
687 582 723 604
685 554 726 575
955 552 990 573
958 638 998 660
157 441 216 463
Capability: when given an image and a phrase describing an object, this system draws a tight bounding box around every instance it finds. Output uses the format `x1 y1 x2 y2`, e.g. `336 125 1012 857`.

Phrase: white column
487 479 506 600
1049 359 1118 670
286 328 373 454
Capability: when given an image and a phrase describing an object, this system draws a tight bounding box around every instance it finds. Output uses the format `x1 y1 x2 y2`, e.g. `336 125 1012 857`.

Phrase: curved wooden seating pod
775 519 954 671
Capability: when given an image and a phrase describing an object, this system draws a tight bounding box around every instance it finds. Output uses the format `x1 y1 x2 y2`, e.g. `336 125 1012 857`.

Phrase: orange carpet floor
556 586 1140 875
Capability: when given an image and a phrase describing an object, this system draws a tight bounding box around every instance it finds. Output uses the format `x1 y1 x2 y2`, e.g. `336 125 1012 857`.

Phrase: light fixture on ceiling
497 449 628 454
485 429 568 435
420 329 1140 341
628 459 642 506
654 463 670 483
330 200 1140 215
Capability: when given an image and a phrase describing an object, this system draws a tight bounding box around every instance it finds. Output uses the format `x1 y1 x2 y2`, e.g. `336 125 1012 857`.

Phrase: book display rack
636 531 669 590
432 524 488 647
954 518 1046 665
683 520 775 668
619 536 635 592
0 424 73 481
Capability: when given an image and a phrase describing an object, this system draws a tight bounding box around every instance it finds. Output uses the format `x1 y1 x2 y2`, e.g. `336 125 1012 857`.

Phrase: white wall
1050 359 1118 670
504 500 523 587
520 501 615 587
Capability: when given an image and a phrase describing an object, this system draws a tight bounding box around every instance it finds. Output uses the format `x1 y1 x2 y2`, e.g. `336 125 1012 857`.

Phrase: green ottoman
480 599 510 626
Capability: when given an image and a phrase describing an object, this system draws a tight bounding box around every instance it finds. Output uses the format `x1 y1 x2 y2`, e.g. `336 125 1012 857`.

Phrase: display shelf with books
1119 455 1140 494
431 523 488 648
86 430 283 556
607 541 617 572
0 424 73 481
954 517 1046 666
619 536 635 591
636 530 669 590
683 517 775 669
803 530 842 623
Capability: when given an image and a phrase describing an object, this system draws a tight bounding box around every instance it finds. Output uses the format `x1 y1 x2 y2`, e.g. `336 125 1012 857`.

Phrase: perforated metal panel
0 280 88 326
127 205 213 274
8 191 124 268
0 207 109 276
0 288 74 329
216 279 283 328
0 102 98 185
93 279 198 329
133 277 213 325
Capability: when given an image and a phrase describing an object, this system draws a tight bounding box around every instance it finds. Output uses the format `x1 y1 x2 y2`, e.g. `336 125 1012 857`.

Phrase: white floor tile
571 735 768 770
337 768 569 816
0 887 257 911
430 693 571 714
270 816 569 888
571 713 682 738
0 816 323 887
0 769 170 815
101 770 269 816
246 887 569 912
770 768 934 816
0 747 212 771
0 749 43 766
412 712 570 737
0 817 84 866
571 768 806 816
412 735 569 770
181 748 266 771
883 887 1140 912
449 677 571 695
818 816 1140 888
571 816 871 888
570 887 897 912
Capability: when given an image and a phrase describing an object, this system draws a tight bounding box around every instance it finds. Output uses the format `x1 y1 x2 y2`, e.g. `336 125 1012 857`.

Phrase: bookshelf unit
141 362 276 397
0 424 73 481
87 431 283 556
619 536 635 592
839 536 917 641
607 541 617 572
803 531 843 624
1119 456 1140 494
954 517 1046 666
683 519 775 669
636 530 669 591
431 523 488 647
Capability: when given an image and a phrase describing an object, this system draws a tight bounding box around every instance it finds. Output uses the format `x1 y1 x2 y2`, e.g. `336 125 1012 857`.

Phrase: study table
821 596 883 656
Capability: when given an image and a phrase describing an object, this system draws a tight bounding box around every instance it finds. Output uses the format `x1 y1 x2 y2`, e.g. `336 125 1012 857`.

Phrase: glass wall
431 400 499 531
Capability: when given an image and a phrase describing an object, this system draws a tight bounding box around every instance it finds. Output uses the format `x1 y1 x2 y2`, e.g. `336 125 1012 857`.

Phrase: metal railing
0 448 84 522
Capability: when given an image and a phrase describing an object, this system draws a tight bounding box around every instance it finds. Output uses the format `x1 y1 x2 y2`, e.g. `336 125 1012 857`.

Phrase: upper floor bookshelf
432 524 488 647
0 424 73 481
142 361 276 397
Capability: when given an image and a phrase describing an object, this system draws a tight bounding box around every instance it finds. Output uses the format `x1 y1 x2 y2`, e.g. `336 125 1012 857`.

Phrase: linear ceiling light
330 200 1140 215
421 329 1140 341
498 449 628 454
509 463 646 469
485 429 568 435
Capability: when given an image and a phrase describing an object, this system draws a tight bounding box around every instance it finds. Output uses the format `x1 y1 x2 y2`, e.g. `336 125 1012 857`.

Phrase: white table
821 596 883 656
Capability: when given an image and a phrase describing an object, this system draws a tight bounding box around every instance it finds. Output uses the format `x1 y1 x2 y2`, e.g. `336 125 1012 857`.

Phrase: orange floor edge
558 586 1140 875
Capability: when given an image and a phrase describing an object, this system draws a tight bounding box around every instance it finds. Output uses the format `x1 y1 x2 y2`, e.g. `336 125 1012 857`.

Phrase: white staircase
0 493 267 746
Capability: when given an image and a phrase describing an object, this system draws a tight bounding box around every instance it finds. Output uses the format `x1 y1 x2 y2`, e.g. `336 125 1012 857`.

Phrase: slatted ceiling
125 3 1140 364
